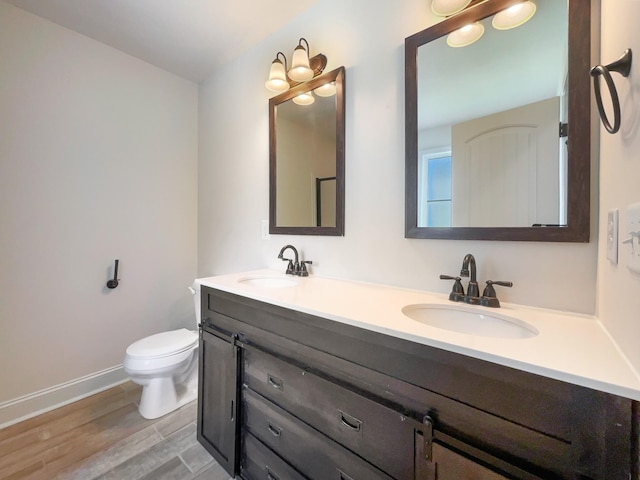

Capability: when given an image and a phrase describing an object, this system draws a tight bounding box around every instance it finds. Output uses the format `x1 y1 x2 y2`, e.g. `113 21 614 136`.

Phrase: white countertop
196 269 640 401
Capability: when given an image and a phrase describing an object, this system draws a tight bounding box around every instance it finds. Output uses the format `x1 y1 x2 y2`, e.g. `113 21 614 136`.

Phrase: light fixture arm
298 37 310 54
275 51 287 70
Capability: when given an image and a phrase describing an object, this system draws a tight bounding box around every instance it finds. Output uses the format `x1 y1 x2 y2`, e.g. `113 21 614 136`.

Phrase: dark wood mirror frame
405 0 590 241
269 67 345 236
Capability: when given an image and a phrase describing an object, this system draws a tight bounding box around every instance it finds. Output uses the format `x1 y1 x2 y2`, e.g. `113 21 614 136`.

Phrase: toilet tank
189 282 201 327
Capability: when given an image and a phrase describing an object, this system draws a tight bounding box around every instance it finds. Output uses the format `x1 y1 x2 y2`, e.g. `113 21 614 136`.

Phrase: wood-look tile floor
0 382 232 480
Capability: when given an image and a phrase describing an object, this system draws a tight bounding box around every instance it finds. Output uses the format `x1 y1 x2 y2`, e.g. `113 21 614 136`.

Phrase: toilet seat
126 328 198 359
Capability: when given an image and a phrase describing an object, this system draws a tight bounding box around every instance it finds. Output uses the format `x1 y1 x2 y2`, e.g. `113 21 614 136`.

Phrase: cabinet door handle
338 410 362 432
267 422 282 437
267 374 283 390
337 468 355 480
266 467 280 480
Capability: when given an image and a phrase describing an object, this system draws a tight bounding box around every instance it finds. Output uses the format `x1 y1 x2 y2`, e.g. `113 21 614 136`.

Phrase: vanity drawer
243 386 395 480
241 431 306 480
243 347 414 480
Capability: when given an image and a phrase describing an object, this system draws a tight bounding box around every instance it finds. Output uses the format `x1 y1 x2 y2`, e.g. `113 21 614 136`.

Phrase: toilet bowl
124 284 202 419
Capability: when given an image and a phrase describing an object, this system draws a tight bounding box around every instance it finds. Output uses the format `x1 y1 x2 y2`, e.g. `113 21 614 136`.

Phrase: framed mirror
405 0 590 241
269 66 345 236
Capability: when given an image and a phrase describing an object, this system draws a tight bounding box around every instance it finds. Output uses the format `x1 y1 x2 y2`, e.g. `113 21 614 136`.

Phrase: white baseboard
0 365 129 430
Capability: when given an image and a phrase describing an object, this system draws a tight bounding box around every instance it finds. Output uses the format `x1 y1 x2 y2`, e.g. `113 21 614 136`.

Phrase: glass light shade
314 82 336 97
288 45 314 82
446 22 484 47
265 59 290 93
492 1 536 30
292 91 315 106
431 0 472 16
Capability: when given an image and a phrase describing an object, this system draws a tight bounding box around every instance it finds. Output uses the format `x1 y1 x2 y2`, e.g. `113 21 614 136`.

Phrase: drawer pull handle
267 374 283 390
266 467 280 480
337 468 355 480
267 422 282 437
338 410 362 432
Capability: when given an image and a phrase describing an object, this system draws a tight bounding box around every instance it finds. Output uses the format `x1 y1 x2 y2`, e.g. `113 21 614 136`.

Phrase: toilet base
124 330 199 420
138 375 198 419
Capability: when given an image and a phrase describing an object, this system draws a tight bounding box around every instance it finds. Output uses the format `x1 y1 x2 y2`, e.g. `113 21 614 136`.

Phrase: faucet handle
481 280 513 307
280 257 294 275
482 280 513 296
440 274 464 301
299 260 313 277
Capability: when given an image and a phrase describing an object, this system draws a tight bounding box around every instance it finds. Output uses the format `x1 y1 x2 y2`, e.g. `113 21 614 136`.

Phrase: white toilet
123 283 201 419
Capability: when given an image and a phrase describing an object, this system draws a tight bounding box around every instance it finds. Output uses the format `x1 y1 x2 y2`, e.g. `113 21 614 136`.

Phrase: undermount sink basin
237 275 298 288
401 304 538 339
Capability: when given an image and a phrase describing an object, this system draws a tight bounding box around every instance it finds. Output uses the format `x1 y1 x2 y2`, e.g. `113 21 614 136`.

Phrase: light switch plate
261 219 271 240
628 203 640 273
607 209 618 264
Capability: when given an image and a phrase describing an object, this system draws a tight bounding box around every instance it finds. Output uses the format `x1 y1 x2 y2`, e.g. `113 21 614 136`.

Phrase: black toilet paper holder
590 49 633 134
107 259 119 289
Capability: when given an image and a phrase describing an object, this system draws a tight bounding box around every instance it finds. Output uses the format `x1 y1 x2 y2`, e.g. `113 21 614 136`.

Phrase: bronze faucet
440 254 512 307
460 253 479 298
277 245 312 276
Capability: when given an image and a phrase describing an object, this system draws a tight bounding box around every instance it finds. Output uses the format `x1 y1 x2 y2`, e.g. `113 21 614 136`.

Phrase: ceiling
5 0 320 83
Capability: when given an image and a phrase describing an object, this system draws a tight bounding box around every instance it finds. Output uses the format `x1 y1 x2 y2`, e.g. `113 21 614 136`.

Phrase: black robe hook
590 49 632 134
107 259 119 289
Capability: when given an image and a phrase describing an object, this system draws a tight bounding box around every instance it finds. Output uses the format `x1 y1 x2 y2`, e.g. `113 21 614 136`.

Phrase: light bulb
431 0 472 16
492 1 537 30
292 91 315 106
288 45 313 82
315 82 336 97
446 22 484 47
265 57 289 93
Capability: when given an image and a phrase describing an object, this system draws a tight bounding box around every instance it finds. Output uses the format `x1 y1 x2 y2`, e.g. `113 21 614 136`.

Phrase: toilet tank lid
127 328 198 358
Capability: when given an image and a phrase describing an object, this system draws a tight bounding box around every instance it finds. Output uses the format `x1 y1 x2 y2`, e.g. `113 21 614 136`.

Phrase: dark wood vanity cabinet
198 286 639 480
197 326 240 474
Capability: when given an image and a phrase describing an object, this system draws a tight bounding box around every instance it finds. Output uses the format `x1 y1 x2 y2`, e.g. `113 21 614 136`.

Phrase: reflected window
418 152 452 227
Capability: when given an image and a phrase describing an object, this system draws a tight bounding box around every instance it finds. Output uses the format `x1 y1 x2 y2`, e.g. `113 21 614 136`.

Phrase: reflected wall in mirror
405 0 591 241
270 67 345 235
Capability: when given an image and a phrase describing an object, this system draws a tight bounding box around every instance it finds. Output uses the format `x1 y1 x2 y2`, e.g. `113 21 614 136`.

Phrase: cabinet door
433 443 510 480
197 328 239 476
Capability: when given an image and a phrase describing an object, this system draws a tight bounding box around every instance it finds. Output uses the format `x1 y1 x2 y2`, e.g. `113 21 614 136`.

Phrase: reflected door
451 97 561 227
316 176 336 227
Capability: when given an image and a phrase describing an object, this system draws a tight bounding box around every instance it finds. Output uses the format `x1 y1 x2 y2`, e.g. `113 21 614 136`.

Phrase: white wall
596 0 640 370
0 2 198 407
199 0 597 313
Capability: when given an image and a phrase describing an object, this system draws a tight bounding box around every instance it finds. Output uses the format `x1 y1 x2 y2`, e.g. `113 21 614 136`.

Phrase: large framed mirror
269 66 345 236
405 0 590 241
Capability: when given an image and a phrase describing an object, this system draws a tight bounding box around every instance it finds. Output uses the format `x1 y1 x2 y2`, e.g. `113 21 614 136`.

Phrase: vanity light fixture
292 91 315 106
446 22 484 47
491 1 536 30
265 38 328 95
265 52 290 93
314 81 337 97
431 0 472 16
